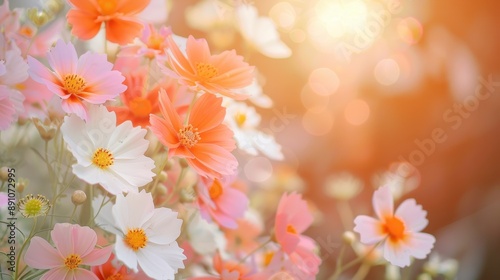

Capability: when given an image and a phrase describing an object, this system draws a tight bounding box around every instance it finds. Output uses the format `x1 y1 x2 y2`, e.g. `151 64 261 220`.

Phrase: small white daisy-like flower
61 105 155 195
17 194 51 218
95 190 186 279
225 101 284 160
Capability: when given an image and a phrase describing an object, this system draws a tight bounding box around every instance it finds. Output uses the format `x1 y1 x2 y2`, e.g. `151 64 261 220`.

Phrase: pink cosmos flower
196 176 249 229
161 35 254 100
150 90 238 179
119 24 172 59
27 39 126 121
354 185 436 267
191 251 269 280
24 223 113 280
274 192 314 254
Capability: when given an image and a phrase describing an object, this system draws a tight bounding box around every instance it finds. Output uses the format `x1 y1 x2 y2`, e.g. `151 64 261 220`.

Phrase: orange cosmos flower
67 0 150 45
161 35 254 100
150 90 238 179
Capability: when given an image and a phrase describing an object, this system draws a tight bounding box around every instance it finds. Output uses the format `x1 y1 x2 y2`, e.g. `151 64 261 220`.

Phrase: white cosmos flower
61 105 155 195
235 4 292 59
96 190 186 279
225 101 284 160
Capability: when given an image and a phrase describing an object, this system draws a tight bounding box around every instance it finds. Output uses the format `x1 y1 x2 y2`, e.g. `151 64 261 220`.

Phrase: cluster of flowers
0 0 440 279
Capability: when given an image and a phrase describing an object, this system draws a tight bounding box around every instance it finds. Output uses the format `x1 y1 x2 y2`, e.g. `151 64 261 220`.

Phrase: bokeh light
308 68 340 96
302 109 334 136
269 2 297 30
397 17 424 45
374 58 401 85
344 98 370 125
244 157 274 183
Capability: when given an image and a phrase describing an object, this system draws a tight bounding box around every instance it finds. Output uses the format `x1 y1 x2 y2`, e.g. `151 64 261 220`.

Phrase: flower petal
395 198 429 232
353 215 386 244
373 185 394 220
143 207 182 245
24 236 63 269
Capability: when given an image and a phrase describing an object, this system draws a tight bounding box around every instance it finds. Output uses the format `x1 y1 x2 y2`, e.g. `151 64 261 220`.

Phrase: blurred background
166 0 500 279
9 0 500 278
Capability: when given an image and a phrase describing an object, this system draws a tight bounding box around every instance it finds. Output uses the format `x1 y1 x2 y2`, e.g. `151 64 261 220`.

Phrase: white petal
137 244 180 279
113 191 154 231
108 157 155 188
405 232 435 259
353 215 385 244
115 235 139 272
373 185 394 220
61 115 94 164
251 131 284 161
383 240 411 267
143 208 182 245
108 121 150 158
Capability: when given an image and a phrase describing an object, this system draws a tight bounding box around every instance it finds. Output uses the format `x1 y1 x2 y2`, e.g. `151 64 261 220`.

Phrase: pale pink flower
274 192 314 254
0 0 20 38
119 24 172 59
24 223 113 280
354 185 436 267
28 39 126 121
197 176 249 229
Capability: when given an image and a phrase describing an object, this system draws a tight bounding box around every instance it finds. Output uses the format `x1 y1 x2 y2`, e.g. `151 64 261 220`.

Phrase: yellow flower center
147 34 164 50
97 0 118 15
24 199 42 216
64 254 82 270
196 62 218 80
209 179 223 200
129 97 152 118
286 224 297 234
179 124 200 148
63 74 86 95
235 112 247 127
124 228 148 251
92 148 114 169
383 216 406 241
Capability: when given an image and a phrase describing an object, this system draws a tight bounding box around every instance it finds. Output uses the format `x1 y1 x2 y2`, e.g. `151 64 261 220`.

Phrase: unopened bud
158 171 168 182
342 231 356 245
416 273 432 280
33 118 57 141
164 159 173 171
179 186 196 203
17 179 29 192
27 8 51 27
71 190 87 205
0 167 8 181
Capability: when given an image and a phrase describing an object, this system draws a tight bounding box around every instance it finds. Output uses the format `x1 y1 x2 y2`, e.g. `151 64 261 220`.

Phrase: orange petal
117 0 150 14
189 94 225 133
105 18 144 45
67 10 101 40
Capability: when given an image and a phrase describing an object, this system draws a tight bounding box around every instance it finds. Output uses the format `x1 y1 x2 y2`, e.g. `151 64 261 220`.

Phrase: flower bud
342 230 356 245
0 167 8 181
71 190 87 205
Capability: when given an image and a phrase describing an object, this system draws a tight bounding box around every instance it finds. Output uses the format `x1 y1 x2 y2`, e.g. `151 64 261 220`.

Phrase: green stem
14 218 37 280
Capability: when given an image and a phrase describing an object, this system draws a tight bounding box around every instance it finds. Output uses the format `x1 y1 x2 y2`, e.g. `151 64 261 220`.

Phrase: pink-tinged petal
40 267 69 280
210 210 238 229
50 223 75 257
216 187 248 220
277 193 314 234
404 232 435 259
150 114 180 149
165 36 192 75
395 198 429 232
76 52 112 81
71 268 100 280
383 239 411 267
353 215 386 244
71 225 99 257
373 185 394 220
105 18 144 45
47 39 78 76
199 83 249 100
67 9 101 40
61 96 88 121
275 213 300 254
82 245 113 266
24 236 63 269
189 93 225 133
143 207 182 245
0 87 15 130
27 56 66 97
